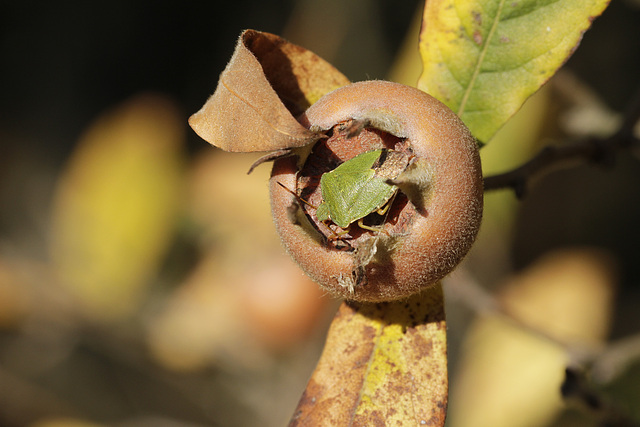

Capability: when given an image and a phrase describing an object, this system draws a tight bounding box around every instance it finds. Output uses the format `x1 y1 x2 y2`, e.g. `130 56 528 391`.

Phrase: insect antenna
277 181 355 250
276 181 318 209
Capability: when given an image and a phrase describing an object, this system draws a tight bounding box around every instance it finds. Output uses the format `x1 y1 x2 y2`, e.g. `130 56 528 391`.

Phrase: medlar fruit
270 80 483 302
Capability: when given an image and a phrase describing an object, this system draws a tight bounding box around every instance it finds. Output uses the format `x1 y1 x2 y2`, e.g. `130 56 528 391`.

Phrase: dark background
1 0 639 426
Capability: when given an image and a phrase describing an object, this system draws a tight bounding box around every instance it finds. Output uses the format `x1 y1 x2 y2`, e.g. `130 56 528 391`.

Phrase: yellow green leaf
290 284 447 426
418 0 610 143
50 94 185 321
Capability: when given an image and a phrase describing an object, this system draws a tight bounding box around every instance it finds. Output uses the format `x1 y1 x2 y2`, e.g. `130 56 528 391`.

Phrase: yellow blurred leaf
449 249 616 427
148 150 330 370
146 251 244 371
147 249 329 371
50 94 185 321
187 150 277 253
451 315 567 427
290 285 447 426
500 249 615 345
240 257 329 351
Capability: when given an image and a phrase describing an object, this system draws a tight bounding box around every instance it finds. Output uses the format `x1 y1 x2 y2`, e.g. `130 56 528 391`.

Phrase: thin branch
590 333 640 384
483 85 640 197
562 367 640 427
444 269 597 359
446 268 640 383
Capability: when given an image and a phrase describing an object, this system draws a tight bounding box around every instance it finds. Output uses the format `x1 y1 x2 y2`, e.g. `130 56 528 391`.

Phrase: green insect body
316 149 408 229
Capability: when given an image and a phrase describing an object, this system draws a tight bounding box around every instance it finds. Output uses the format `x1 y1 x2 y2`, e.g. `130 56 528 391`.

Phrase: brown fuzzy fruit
270 81 483 302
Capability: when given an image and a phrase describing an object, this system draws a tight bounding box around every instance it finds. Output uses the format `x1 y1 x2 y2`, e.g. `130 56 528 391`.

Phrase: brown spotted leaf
189 30 350 152
290 285 448 426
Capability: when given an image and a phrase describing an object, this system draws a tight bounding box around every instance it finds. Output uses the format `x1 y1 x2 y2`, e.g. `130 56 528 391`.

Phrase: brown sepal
189 30 349 152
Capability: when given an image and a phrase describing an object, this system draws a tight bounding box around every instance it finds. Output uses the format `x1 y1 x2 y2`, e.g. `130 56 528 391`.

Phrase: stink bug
316 148 412 230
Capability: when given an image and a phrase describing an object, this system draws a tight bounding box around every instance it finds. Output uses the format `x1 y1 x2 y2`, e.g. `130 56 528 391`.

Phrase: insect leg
356 190 398 234
356 218 389 234
375 201 392 216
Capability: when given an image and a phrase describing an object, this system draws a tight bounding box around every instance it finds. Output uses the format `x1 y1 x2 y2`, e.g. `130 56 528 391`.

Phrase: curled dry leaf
290 285 448 426
189 29 350 152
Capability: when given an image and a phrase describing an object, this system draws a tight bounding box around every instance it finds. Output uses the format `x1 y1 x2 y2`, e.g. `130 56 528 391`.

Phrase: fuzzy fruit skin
270 81 483 302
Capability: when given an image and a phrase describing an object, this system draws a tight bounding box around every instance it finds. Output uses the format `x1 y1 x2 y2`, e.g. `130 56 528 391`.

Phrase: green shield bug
316 148 412 231
278 147 413 239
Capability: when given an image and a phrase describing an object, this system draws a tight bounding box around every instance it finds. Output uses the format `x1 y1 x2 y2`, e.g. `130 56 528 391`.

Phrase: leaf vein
221 78 307 140
498 0 563 22
457 0 508 117
351 321 385 423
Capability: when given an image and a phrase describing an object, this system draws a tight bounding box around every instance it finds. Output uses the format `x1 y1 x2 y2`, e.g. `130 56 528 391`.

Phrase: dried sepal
189 30 349 153
387 158 434 214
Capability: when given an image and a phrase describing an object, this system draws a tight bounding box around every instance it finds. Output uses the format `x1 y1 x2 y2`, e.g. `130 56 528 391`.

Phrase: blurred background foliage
0 0 639 426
